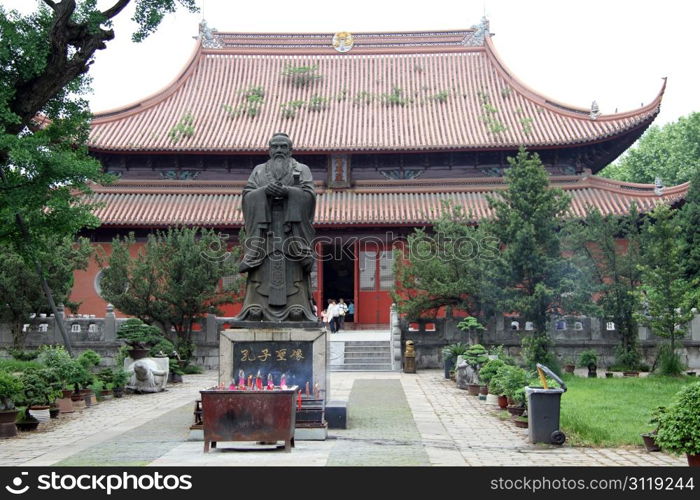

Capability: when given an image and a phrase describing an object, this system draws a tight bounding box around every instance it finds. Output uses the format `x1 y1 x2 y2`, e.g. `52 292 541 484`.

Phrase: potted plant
96 368 114 399
169 358 185 383
111 368 129 398
654 382 700 466
578 349 598 378
117 319 165 360
562 357 575 374
501 365 528 408
0 371 23 438
78 350 101 405
489 367 509 409
464 343 489 395
640 406 665 452
19 369 60 423
508 387 527 418
442 342 469 380
513 415 528 429
479 358 506 405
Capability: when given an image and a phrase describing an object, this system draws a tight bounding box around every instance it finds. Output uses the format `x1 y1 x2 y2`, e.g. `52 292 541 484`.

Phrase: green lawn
558 374 697 447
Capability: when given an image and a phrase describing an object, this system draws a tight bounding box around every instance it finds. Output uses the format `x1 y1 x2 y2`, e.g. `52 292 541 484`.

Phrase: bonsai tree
77 350 101 370
654 382 700 461
111 368 130 397
499 365 529 404
117 319 165 350
463 344 489 383
18 369 60 408
0 371 23 411
479 358 506 391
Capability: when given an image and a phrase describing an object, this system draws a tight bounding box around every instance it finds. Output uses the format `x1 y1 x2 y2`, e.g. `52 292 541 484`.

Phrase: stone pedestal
219 326 329 402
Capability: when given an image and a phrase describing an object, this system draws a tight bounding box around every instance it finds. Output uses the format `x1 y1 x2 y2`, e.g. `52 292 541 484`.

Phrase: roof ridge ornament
198 19 222 49
590 100 601 120
465 16 490 46
655 177 664 196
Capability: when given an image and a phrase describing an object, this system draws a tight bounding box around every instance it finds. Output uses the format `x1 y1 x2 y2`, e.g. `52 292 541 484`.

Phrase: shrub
77 349 101 370
657 344 685 376
0 370 23 410
654 382 700 455
491 364 528 399
521 335 559 372
442 342 469 370
182 364 203 375
614 344 642 371
150 338 176 358
478 358 505 386
8 348 39 361
112 368 130 388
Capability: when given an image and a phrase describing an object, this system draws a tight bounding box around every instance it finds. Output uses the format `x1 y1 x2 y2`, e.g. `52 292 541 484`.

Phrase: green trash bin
525 363 567 445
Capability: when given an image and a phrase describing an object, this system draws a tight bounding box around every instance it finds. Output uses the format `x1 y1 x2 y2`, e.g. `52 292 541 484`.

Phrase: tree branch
101 0 132 21
41 0 58 9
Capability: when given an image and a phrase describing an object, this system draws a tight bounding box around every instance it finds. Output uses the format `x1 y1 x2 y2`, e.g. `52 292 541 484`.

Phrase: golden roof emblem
332 32 354 53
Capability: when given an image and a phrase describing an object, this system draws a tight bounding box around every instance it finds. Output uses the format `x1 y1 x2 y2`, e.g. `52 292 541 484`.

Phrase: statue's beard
271 156 288 180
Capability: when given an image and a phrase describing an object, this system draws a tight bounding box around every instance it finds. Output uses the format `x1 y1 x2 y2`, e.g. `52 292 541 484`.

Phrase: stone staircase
330 339 394 371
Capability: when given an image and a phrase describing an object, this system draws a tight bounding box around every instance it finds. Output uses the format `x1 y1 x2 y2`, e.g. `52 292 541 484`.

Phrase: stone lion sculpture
125 357 169 393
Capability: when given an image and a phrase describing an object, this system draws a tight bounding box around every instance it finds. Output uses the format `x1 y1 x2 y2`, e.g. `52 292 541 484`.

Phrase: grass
0 358 42 373
559 374 697 447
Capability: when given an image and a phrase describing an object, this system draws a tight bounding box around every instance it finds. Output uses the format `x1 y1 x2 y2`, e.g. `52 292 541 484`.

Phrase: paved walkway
0 370 686 467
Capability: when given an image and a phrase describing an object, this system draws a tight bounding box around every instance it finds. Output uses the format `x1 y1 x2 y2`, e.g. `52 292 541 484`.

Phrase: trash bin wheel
550 430 566 445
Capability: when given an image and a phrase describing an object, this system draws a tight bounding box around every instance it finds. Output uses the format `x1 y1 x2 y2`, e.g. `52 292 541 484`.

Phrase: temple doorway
322 243 355 323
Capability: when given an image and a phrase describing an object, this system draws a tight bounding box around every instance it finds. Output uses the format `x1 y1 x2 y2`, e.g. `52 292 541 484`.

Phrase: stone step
331 363 394 371
341 341 390 347
344 352 391 359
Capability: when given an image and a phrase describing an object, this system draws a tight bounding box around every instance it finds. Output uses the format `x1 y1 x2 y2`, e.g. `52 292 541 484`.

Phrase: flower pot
16 416 40 432
444 358 453 379
623 371 639 377
479 385 488 395
507 405 526 417
467 383 480 396
0 410 19 438
61 389 73 399
640 433 660 452
28 406 51 423
587 366 597 378
605 372 614 378
563 364 575 374
497 395 508 409
688 453 700 467
99 390 113 400
49 407 60 419
128 348 151 360
687 371 696 377
513 418 528 429
478 394 487 401
113 387 124 398
56 397 74 413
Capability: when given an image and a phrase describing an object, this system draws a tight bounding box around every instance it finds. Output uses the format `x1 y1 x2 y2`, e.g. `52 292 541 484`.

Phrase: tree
487 147 595 367
567 206 643 370
392 202 499 322
0 1 198 354
98 227 242 360
0 236 91 348
600 112 700 185
636 204 695 375
676 168 700 285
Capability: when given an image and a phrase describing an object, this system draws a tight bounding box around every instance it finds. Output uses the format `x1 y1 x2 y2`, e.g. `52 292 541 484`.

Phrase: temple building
72 20 689 324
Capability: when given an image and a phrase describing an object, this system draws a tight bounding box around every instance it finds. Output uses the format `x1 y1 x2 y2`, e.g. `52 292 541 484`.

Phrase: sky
3 0 699 126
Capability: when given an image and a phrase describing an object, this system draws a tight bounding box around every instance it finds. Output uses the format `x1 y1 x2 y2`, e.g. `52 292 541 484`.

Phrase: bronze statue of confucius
235 133 317 322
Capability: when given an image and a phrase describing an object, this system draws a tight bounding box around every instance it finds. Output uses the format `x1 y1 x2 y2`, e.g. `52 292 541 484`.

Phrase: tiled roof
87 176 688 228
88 29 663 153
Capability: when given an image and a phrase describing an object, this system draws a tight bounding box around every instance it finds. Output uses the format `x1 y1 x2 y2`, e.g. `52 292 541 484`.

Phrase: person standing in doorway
337 298 348 331
346 300 355 323
327 299 338 333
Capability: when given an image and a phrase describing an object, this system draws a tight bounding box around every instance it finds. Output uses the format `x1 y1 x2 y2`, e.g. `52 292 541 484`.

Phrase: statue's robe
235 158 316 322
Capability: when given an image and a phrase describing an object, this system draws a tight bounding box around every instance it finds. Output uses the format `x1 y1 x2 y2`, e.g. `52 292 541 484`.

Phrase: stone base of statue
218 323 329 441
125 356 169 393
